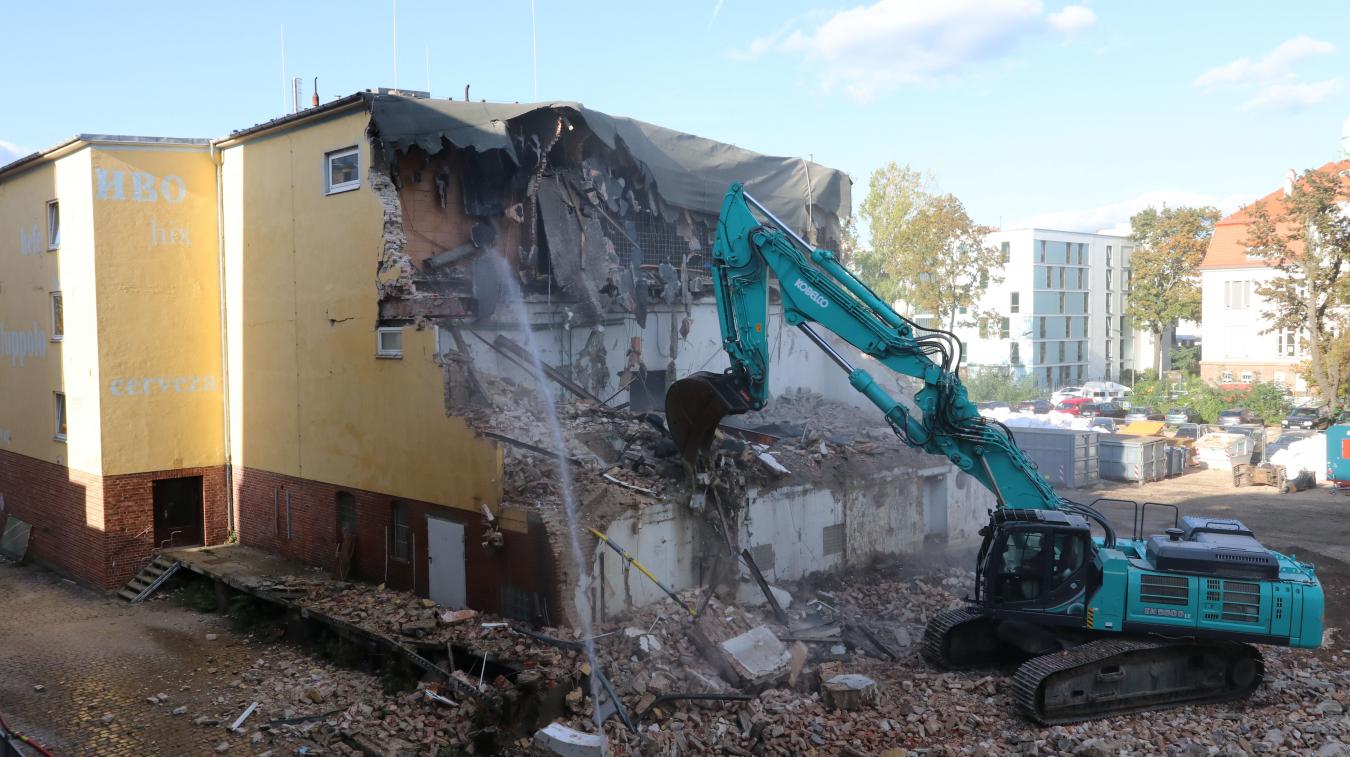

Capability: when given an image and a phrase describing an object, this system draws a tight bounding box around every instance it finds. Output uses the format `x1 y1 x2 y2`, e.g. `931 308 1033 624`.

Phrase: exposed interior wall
584 462 993 620
90 145 224 475
219 110 502 511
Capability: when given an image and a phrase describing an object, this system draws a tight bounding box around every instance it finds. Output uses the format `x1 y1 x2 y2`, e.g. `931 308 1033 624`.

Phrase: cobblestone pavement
0 561 267 756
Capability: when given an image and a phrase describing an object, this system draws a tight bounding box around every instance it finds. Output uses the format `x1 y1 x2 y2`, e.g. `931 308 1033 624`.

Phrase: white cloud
743 0 1096 100
1047 5 1095 34
1194 35 1335 90
0 139 28 166
1241 78 1343 112
1008 191 1252 236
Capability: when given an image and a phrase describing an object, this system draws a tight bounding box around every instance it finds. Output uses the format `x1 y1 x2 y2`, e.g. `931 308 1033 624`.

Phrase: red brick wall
102 465 228 587
0 447 228 589
0 447 107 587
233 465 558 621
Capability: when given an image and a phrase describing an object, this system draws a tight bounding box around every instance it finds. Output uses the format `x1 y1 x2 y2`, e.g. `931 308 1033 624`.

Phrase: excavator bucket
665 371 754 468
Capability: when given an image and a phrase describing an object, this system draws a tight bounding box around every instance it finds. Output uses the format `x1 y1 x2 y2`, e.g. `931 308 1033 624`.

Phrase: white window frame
53 391 67 442
324 146 361 195
376 326 404 359
1239 370 1253 384
47 199 60 250
50 291 63 342
1220 370 1234 383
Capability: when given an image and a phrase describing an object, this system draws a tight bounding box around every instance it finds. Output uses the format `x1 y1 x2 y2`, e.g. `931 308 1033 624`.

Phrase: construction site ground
2 465 1350 755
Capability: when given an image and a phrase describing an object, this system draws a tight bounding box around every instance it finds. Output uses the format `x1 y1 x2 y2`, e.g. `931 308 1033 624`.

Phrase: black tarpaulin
366 95 851 235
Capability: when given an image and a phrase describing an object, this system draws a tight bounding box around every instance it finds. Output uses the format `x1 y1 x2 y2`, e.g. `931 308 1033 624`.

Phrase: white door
426 517 467 609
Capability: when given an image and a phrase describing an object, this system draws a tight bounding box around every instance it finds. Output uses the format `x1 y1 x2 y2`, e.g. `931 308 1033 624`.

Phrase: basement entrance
153 476 204 549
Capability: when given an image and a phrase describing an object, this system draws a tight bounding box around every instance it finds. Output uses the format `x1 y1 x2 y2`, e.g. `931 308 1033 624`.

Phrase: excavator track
922 607 1020 670
1011 637 1264 724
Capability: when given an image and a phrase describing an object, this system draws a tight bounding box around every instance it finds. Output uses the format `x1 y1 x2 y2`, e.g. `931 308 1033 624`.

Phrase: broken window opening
626 368 667 412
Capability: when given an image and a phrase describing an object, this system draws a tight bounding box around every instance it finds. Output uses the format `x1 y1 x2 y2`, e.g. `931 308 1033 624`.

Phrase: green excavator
665 184 1323 723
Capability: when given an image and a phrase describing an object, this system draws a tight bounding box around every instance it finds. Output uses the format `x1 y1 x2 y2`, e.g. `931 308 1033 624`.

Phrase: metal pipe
797 322 855 373
384 526 389 584
743 191 813 254
273 489 279 536
412 530 417 595
285 491 292 539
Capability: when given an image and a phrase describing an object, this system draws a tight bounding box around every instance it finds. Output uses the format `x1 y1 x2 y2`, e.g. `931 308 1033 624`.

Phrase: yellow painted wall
222 109 501 509
90 146 224 475
0 149 103 475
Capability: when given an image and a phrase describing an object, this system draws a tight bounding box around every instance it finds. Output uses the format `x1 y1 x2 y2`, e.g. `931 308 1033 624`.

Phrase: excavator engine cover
665 371 754 467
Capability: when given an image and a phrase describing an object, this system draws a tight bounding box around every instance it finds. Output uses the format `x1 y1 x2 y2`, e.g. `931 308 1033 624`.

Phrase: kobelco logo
794 278 829 309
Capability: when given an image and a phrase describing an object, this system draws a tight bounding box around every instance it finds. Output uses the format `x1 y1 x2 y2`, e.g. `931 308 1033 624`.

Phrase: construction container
1196 432 1252 470
1098 434 1168 483
1165 445 1188 477
1327 424 1350 490
1008 427 1099 488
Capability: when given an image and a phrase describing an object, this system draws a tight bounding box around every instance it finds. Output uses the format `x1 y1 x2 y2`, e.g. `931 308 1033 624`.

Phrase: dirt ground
1067 467 1350 629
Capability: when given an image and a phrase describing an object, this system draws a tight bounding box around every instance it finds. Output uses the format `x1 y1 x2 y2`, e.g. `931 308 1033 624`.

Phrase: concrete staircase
118 555 181 602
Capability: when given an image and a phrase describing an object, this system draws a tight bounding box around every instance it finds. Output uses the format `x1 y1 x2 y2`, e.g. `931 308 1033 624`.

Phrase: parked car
976 401 1011 412
1081 401 1128 419
1089 417 1120 433
1051 386 1084 404
1055 397 1093 416
1017 399 1054 414
1165 407 1202 424
1218 408 1264 427
1170 423 1203 440
1124 405 1166 422
1283 405 1331 430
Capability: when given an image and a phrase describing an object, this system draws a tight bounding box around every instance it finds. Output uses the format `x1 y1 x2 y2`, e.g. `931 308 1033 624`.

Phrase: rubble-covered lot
7 547 1350 756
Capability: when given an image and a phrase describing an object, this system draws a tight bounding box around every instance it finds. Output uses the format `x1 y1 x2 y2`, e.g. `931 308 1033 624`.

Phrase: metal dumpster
1164 445 1187 477
1008 427 1099 488
1099 434 1168 482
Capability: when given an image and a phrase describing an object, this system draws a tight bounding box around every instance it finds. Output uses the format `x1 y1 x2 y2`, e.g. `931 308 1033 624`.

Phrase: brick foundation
232 465 559 622
0 447 227 589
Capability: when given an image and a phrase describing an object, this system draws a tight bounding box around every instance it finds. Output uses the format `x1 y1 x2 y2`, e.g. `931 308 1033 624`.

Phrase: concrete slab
821 673 879 711
532 723 605 756
721 626 790 685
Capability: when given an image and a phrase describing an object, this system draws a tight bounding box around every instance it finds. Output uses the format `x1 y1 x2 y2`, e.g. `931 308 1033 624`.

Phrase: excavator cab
982 511 1093 613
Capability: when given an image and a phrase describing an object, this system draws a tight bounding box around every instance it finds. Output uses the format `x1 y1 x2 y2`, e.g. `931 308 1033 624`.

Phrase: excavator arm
666 183 1061 511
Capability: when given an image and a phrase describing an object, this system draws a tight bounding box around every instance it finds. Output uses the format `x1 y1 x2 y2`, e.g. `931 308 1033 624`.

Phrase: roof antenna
280 24 287 115
391 0 398 90
465 84 471 102
531 0 539 101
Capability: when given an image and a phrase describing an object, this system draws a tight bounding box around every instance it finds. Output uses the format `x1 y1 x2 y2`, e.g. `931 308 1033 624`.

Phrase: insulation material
979 408 1104 432
1270 432 1329 483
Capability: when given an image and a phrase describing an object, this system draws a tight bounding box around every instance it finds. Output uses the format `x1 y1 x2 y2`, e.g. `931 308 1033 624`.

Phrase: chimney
311 77 320 107
465 84 471 102
1283 168 1297 196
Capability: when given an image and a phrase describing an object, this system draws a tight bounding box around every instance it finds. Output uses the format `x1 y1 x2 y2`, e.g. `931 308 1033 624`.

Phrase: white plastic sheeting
1270 432 1329 482
979 408 1108 433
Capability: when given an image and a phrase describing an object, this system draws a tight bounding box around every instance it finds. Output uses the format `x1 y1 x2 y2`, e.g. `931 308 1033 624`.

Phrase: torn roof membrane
366 94 851 239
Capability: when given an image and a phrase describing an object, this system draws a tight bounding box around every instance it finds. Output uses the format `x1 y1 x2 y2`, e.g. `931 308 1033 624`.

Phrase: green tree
1170 344 1200 375
856 163 1002 332
1245 166 1350 402
1126 206 1220 375
962 368 1041 404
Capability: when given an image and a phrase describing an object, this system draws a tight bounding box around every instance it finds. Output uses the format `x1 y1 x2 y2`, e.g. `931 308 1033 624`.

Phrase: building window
1037 317 1046 339
959 305 968 315
1010 342 1021 365
53 392 66 441
50 291 63 341
376 326 404 358
1057 341 1065 362
1119 315 1128 335
1278 328 1298 357
1038 342 1046 363
391 501 411 561
47 200 60 250
1039 240 1047 263
1240 370 1253 384
978 269 988 288
1123 268 1132 291
1224 281 1250 310
1077 341 1084 361
1000 317 1010 339
1000 241 1010 263
1106 245 1113 268
325 146 360 194
1009 292 1020 313
1106 341 1113 361
1221 370 1233 383
1105 269 1113 292
1057 292 1065 314
1106 292 1112 315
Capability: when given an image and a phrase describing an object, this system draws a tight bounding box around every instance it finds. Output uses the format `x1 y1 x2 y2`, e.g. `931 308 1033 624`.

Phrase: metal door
426 517 467 609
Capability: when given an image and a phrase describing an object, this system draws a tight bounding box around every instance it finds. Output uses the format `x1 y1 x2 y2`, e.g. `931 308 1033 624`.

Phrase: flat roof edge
0 134 211 182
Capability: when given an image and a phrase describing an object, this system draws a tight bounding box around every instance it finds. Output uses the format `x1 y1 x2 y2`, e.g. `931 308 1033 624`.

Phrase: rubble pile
175 561 1350 755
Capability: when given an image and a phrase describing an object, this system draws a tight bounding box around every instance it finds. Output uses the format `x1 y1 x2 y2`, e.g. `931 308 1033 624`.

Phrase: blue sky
2 0 1347 234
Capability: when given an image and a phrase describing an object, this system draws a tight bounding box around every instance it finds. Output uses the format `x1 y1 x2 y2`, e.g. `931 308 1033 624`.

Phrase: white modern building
956 228 1162 390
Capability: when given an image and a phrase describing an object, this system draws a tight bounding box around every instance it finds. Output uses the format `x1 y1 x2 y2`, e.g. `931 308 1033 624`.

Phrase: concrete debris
531 722 606 756
821 674 879 711
720 626 791 688
438 608 479 626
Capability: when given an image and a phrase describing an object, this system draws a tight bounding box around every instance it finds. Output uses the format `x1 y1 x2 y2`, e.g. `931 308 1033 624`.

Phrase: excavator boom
666 183 1059 512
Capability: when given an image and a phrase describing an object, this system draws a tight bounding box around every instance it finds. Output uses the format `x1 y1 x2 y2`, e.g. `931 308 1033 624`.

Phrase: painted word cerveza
108 375 218 396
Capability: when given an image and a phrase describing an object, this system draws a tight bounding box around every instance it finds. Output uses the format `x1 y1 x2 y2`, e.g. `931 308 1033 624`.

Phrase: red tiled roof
1199 160 1350 270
